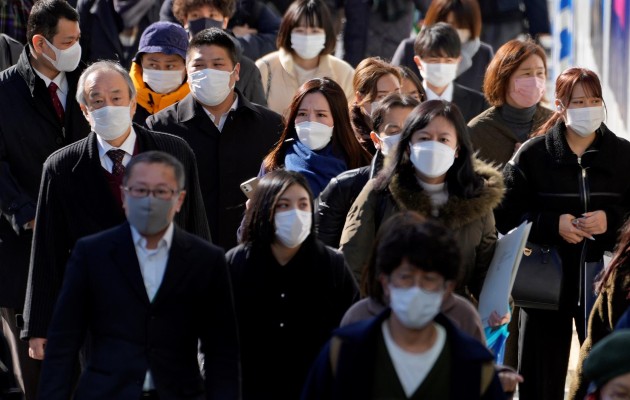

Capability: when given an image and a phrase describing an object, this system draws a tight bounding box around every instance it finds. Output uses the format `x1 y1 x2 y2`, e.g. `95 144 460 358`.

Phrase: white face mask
295 121 334 151
456 29 471 43
188 68 234 106
377 133 401 156
409 141 456 179
419 61 458 88
291 32 326 60
565 106 605 137
42 38 82 72
389 285 443 329
142 69 185 94
88 105 132 141
274 209 312 248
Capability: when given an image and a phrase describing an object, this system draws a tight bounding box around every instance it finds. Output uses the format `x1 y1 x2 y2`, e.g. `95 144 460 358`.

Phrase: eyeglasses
121 186 179 200
390 272 445 293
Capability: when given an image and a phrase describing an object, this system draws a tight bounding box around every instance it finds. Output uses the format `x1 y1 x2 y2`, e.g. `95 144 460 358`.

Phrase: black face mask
187 18 224 36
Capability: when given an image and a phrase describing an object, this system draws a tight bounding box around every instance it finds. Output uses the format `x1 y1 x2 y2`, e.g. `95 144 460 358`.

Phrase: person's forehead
53 18 80 38
85 70 127 94
128 162 177 182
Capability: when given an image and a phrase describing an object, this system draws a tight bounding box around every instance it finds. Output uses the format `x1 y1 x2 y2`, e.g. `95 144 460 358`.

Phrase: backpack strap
329 336 342 377
480 361 495 395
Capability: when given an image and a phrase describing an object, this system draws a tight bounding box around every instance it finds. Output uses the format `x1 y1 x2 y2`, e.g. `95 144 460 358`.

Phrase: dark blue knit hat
135 21 188 62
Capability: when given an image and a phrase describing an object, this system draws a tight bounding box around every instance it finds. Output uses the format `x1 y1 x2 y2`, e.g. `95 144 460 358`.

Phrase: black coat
0 47 90 308
226 238 359 400
496 123 630 306
452 83 489 122
22 125 210 339
77 0 159 69
390 37 494 93
317 153 382 248
146 91 282 250
39 223 239 400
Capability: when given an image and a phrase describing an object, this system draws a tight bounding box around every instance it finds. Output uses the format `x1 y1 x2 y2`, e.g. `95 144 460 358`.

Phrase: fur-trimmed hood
388 159 504 229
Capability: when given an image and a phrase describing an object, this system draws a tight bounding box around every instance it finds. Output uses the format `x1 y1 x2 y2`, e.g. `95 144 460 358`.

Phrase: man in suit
0 1 91 398
146 28 282 251
413 22 489 122
22 60 211 363
38 151 240 399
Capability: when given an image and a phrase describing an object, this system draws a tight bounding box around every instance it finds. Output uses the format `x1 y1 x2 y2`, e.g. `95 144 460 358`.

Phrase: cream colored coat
255 48 355 115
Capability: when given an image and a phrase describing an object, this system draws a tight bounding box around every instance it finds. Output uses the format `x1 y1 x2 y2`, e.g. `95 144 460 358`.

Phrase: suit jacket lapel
72 133 125 224
111 222 151 305
152 227 191 307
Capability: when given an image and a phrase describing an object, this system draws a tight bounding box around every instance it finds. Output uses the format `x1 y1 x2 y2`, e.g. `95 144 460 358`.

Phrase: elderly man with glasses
21 60 210 365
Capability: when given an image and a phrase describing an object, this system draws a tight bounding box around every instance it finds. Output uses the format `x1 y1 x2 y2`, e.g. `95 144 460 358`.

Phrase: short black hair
187 27 239 66
27 0 79 46
413 22 461 59
123 151 186 189
371 93 419 133
172 0 236 24
362 212 462 300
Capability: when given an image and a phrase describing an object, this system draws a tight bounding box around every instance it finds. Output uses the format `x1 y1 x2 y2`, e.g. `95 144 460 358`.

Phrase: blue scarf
284 139 347 198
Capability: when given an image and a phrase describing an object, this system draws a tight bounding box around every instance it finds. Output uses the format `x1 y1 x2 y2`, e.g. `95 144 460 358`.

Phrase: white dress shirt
34 69 69 109
96 127 136 172
130 222 174 390
423 81 454 102
201 94 238 132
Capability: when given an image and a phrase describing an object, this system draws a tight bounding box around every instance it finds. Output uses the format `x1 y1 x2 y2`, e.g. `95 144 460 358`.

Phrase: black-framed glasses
121 186 179 200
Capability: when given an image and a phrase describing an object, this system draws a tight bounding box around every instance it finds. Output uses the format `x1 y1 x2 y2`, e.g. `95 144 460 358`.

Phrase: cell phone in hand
240 177 259 199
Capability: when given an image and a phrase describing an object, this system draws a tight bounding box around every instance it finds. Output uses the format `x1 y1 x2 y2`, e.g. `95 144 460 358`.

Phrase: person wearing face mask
0 1 91 398
129 21 190 125
170 0 268 106
255 0 355 115
495 67 630 400
302 217 505 400
261 77 370 199
350 57 402 155
317 93 419 248
469 38 553 167
147 28 282 250
38 151 240 400
392 0 494 93
226 169 358 400
413 22 489 123
23 60 210 368
340 100 506 325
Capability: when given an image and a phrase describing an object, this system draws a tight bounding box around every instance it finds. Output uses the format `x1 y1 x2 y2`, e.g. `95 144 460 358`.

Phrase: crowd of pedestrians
1 0 630 399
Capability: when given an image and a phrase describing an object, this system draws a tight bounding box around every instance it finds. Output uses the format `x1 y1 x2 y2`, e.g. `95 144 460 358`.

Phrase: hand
498 371 524 396
23 219 35 230
514 142 522 153
488 310 510 327
559 214 593 244
577 210 607 235
231 24 258 37
28 337 47 360
245 199 252 210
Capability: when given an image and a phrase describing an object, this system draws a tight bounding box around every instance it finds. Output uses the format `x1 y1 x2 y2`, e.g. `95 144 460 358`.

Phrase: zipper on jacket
576 156 590 306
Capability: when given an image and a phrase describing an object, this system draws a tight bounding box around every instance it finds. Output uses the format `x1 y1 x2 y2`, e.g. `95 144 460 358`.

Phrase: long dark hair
240 170 315 246
263 77 371 171
534 67 604 137
597 219 630 299
375 99 485 198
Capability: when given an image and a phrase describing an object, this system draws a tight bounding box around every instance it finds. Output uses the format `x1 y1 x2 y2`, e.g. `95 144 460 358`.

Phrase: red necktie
107 149 126 176
48 82 65 123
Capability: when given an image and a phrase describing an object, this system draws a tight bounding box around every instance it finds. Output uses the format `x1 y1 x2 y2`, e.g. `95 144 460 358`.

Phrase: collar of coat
542 121 619 174
387 158 504 230
471 105 553 141
174 88 261 123
17 45 82 97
